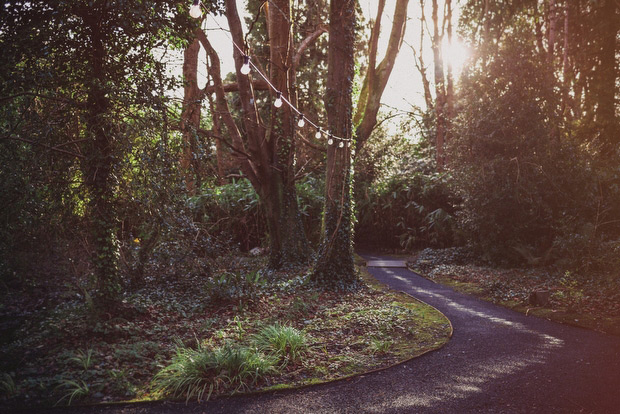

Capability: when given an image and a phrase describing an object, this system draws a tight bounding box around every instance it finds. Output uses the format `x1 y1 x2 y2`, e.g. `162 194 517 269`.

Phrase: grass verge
410 248 620 336
0 254 452 409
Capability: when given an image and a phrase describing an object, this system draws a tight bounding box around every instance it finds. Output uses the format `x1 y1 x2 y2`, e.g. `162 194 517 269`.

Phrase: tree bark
202 0 310 268
412 0 433 111
311 0 356 288
263 0 311 268
181 36 201 194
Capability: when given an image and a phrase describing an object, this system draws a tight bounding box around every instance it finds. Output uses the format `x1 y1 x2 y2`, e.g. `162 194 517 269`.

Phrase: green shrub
252 324 309 365
190 176 324 251
355 124 459 250
206 271 266 304
152 343 277 401
450 32 597 265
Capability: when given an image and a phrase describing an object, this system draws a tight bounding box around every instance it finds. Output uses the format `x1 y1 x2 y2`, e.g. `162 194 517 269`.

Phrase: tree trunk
432 0 446 170
181 36 201 194
210 0 310 268
413 0 433 111
445 0 454 119
263 0 310 268
311 0 356 288
547 0 557 60
353 0 409 151
83 8 121 309
595 0 618 155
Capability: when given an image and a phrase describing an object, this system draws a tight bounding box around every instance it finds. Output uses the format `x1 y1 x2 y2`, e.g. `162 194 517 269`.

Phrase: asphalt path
23 254 620 413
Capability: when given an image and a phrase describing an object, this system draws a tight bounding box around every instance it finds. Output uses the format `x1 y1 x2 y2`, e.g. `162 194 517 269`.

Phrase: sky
173 0 469 120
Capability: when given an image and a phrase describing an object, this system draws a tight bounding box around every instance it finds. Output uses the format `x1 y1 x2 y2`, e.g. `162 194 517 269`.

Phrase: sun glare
442 37 471 76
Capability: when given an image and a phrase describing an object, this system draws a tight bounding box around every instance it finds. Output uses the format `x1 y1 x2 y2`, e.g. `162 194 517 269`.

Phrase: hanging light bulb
315 129 322 139
339 141 344 148
328 136 334 146
240 55 251 75
273 92 283 108
297 115 305 128
189 0 202 19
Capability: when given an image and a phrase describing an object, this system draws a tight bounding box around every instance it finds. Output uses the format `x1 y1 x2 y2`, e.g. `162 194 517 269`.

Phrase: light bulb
315 129 322 139
189 0 202 18
273 92 283 108
240 55 251 75
339 141 344 148
328 137 334 146
297 115 305 128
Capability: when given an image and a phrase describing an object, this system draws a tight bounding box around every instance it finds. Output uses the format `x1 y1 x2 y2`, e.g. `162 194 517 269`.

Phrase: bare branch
1 135 85 158
293 25 328 69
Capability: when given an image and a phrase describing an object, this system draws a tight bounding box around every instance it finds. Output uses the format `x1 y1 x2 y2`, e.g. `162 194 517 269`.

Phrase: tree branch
203 79 269 94
293 25 328 69
1 135 85 158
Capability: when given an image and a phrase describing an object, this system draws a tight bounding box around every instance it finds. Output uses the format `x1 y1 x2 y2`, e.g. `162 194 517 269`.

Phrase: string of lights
189 0 352 148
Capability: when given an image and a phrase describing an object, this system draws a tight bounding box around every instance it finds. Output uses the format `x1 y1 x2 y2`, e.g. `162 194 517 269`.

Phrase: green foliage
369 338 393 355
191 178 264 250
355 128 459 250
67 349 95 372
0 372 17 398
206 271 266 304
55 379 90 406
191 176 324 251
450 29 597 265
152 342 277 401
252 324 309 365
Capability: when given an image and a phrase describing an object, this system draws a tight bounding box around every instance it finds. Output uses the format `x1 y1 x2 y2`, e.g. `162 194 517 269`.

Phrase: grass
410 249 620 336
0 253 452 408
151 342 278 402
252 324 309 365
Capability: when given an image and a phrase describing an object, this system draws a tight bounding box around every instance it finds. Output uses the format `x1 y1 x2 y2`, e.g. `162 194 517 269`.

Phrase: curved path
32 255 620 413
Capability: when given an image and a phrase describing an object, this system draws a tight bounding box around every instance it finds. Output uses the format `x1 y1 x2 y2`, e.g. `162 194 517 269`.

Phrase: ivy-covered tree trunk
311 0 356 287
83 8 121 309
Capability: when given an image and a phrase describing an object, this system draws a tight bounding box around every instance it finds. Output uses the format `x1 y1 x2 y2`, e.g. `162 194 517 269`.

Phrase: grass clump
151 342 277 401
55 379 90 406
252 324 309 365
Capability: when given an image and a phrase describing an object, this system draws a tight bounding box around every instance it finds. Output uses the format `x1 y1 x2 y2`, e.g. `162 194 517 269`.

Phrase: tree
0 0 199 309
353 0 409 151
193 0 315 268
311 0 357 287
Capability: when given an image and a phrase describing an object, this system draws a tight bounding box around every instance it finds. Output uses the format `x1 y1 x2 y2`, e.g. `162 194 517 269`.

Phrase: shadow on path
23 254 620 413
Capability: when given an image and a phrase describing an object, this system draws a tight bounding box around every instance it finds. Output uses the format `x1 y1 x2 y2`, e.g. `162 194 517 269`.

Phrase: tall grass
152 342 277 401
252 324 309 365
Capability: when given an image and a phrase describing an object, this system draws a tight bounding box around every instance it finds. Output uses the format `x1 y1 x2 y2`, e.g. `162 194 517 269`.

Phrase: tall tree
311 0 357 287
431 0 447 169
594 0 618 155
353 0 409 151
194 0 314 268
0 0 198 309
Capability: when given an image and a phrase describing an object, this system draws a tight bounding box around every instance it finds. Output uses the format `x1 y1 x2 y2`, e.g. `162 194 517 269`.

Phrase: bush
190 175 324 251
252 324 309 365
152 342 277 401
206 271 266 304
450 32 597 265
355 129 459 250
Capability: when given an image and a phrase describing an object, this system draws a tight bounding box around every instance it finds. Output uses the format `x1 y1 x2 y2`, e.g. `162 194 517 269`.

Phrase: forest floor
0 253 451 411
408 247 620 336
